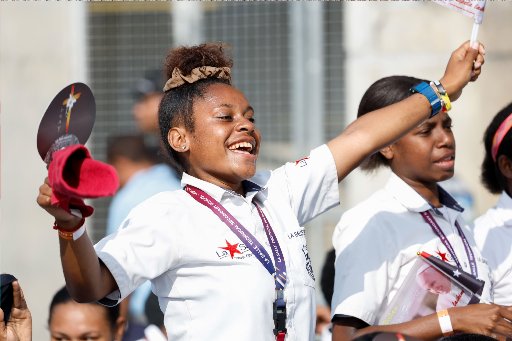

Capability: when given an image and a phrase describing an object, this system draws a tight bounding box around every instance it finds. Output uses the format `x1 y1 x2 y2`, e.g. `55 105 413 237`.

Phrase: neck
397 175 441 208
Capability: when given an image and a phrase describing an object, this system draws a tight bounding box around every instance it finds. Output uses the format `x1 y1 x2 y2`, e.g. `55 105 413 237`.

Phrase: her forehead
199 83 250 107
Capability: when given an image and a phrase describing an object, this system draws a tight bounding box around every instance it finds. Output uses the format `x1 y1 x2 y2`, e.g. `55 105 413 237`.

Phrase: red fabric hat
48 144 119 217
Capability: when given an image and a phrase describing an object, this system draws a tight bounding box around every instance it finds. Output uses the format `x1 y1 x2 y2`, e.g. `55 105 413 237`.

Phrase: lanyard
420 210 478 277
185 185 287 339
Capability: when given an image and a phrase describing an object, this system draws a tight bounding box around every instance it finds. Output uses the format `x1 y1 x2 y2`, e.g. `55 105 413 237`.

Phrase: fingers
469 42 485 82
11 282 27 311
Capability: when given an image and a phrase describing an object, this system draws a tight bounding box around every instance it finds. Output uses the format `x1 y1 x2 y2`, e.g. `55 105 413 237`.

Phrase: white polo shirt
95 144 339 341
331 173 492 326
473 191 512 305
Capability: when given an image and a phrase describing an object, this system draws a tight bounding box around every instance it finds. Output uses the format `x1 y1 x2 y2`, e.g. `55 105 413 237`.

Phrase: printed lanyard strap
420 210 478 277
185 185 287 337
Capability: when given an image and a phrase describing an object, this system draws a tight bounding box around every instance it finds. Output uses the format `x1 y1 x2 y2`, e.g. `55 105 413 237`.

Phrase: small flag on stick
419 251 486 304
433 0 487 46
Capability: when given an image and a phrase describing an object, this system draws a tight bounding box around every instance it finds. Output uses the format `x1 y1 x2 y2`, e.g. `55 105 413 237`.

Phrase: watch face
37 83 96 161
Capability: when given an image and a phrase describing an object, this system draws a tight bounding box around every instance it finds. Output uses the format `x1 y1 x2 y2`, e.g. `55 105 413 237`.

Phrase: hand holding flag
433 0 487 46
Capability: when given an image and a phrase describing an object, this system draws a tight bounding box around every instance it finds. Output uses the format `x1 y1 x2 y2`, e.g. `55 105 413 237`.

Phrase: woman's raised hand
440 41 486 102
36 177 82 229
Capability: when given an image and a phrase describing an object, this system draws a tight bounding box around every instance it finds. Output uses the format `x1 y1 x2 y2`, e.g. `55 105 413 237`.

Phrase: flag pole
470 22 480 47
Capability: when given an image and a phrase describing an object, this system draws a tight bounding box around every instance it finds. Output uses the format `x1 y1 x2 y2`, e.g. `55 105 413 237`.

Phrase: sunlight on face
49 301 116 341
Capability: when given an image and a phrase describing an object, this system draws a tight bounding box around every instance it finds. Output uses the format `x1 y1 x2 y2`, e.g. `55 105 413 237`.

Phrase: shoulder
333 189 399 244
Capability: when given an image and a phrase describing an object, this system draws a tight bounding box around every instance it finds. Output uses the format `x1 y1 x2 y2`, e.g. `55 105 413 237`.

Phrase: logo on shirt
288 228 306 240
295 156 310 167
436 249 450 262
219 240 241 259
216 240 252 260
302 244 315 281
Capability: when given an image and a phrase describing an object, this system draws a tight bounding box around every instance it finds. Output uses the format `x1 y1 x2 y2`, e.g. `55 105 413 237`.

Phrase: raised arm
333 303 512 341
37 177 117 303
328 41 485 182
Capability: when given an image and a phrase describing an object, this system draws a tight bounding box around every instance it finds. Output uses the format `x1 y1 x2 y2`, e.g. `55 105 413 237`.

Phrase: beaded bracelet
53 218 86 240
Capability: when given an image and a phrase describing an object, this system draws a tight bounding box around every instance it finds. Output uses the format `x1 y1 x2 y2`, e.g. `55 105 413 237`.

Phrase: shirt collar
181 172 264 202
385 172 465 214
494 191 512 227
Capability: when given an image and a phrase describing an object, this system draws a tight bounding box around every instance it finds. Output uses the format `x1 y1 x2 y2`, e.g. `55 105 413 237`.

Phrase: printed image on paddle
37 83 95 164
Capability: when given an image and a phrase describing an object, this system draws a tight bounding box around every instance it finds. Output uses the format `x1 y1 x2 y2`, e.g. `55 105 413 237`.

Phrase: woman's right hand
36 177 82 230
450 303 512 338
439 41 486 103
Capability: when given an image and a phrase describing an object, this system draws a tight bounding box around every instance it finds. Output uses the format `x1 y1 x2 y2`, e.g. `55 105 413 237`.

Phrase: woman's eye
248 117 255 123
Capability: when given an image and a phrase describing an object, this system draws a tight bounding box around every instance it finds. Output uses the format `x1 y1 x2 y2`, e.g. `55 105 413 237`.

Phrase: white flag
434 0 486 24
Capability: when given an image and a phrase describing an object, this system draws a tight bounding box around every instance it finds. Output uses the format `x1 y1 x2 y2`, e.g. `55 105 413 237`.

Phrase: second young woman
331 76 512 340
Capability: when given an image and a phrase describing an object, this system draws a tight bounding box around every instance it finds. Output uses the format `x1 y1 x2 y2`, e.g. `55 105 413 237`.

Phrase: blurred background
1 1 511 338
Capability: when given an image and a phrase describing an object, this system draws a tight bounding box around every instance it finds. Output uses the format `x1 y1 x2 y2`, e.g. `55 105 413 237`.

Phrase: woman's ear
114 315 126 341
168 127 189 153
379 145 394 161
497 154 512 180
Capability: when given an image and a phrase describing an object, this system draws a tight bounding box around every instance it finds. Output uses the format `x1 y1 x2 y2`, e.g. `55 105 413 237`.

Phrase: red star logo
219 240 242 259
436 249 449 262
295 156 310 166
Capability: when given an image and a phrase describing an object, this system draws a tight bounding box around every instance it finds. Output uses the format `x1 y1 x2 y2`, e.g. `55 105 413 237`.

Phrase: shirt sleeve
274 144 340 225
331 209 392 325
95 194 181 305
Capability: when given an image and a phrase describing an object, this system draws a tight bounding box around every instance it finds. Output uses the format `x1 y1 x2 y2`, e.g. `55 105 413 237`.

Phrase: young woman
331 76 512 341
37 41 484 340
473 102 512 306
48 286 125 341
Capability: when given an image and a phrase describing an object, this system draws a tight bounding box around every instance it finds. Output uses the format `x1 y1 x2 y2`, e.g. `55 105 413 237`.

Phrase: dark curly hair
158 43 233 174
357 75 427 171
481 102 512 194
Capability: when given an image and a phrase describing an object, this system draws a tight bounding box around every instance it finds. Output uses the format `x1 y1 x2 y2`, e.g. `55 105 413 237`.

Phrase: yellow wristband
441 93 452 112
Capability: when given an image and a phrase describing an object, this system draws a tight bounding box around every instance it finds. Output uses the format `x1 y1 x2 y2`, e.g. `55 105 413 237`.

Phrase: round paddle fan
37 83 96 164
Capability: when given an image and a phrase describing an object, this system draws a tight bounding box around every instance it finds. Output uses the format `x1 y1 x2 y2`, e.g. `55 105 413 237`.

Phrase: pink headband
491 112 512 162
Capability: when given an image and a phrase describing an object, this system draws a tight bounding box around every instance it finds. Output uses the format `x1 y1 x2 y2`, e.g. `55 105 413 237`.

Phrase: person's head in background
481 103 512 196
106 134 159 188
48 286 125 341
358 76 456 199
133 69 166 135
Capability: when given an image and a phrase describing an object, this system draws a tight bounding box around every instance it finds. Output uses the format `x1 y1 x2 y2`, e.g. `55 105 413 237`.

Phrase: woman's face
49 301 121 341
385 112 455 186
183 83 261 191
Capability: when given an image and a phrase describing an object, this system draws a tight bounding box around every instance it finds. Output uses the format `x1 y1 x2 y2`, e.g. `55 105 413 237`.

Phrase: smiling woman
37 41 485 341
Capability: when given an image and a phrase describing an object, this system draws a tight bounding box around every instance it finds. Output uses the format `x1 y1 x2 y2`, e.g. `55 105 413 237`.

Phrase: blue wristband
410 81 442 118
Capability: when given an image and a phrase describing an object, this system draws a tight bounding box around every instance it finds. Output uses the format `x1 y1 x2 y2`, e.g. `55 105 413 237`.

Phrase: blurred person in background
107 68 181 336
106 134 180 339
473 102 512 306
48 286 125 341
